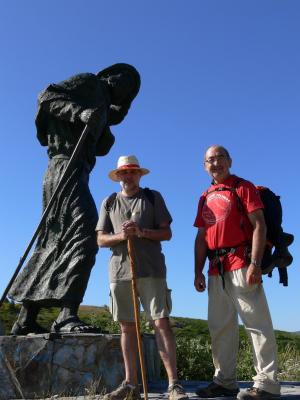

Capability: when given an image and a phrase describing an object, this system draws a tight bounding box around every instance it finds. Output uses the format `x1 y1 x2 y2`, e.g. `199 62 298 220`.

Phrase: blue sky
0 1 299 332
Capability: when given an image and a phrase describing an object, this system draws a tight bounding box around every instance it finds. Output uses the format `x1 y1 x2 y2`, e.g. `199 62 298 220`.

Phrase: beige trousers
208 267 280 395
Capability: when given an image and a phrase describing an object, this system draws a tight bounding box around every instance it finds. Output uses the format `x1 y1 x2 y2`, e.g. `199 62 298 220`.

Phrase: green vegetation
1 301 299 381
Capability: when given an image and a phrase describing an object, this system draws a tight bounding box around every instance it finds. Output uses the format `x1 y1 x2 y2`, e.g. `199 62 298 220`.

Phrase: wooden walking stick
127 237 148 400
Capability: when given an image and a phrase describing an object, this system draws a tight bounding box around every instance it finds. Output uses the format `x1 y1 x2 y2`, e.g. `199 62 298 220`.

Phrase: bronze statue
8 64 141 334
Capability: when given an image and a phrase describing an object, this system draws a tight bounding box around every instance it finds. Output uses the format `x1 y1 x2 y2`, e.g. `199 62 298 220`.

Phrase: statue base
0 333 160 399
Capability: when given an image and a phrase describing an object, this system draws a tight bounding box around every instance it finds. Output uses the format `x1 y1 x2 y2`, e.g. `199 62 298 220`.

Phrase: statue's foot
51 316 104 334
11 321 49 335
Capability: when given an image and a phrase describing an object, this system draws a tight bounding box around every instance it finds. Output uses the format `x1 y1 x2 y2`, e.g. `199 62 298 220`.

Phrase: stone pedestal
0 333 160 399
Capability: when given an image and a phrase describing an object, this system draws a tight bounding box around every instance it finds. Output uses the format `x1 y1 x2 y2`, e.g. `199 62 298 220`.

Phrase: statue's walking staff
0 125 90 308
127 237 148 400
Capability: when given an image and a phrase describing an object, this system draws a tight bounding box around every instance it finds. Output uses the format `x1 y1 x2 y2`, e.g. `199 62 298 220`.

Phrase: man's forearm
248 210 267 267
139 227 172 241
250 223 267 266
97 231 126 248
97 226 171 248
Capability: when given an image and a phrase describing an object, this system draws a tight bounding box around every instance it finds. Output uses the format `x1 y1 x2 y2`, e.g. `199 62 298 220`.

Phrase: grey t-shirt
96 188 172 283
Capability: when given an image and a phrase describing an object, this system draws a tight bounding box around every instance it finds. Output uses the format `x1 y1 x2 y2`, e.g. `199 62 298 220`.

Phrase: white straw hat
108 155 150 182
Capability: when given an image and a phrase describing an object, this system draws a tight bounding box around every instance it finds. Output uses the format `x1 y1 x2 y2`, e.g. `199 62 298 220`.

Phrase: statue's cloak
9 73 114 305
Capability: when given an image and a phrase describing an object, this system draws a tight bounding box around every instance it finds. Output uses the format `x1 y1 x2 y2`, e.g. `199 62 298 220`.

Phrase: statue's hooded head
97 63 141 105
97 63 141 126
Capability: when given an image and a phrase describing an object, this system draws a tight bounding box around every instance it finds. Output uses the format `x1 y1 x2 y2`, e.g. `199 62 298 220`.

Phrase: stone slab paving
148 381 300 399
18 381 300 400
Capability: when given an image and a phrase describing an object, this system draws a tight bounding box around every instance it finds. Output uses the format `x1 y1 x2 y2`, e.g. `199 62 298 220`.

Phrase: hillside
1 301 299 348
1 301 299 381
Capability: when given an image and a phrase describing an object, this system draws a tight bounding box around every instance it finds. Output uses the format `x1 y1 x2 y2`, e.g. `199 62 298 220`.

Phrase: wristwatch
251 259 261 268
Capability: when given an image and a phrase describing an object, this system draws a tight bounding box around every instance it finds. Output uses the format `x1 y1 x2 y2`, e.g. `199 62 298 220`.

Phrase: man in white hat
96 155 188 400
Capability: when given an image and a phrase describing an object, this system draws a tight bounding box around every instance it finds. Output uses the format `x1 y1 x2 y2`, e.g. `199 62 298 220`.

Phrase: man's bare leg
102 321 141 399
120 322 138 385
153 317 178 384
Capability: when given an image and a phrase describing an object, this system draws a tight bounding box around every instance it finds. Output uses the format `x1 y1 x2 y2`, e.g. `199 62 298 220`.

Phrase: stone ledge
0 333 160 400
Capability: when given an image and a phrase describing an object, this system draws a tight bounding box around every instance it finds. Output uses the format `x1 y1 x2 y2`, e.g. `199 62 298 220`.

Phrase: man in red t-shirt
193 145 280 400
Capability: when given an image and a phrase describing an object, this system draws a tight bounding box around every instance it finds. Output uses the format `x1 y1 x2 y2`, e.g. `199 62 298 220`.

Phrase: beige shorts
109 277 172 322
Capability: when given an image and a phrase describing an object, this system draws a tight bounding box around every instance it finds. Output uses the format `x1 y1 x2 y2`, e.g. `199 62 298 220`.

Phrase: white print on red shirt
202 193 232 225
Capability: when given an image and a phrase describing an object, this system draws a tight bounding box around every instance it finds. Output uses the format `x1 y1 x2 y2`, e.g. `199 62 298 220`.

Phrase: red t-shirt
194 175 263 275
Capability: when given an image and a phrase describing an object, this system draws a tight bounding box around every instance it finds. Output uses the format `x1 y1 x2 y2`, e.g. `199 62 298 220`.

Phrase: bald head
203 145 232 184
204 145 231 162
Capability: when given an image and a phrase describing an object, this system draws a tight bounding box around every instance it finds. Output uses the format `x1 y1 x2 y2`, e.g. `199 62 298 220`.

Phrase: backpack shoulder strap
104 192 117 213
198 194 207 217
143 187 155 207
205 177 244 195
232 178 245 212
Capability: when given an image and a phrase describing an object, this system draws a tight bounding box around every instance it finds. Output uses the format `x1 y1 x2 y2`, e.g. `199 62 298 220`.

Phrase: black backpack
255 186 282 246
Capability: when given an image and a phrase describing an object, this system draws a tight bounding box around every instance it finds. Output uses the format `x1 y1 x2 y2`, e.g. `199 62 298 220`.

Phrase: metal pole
127 237 148 400
0 125 90 307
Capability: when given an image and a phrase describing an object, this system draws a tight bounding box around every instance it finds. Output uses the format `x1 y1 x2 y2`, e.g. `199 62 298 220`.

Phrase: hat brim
109 167 150 182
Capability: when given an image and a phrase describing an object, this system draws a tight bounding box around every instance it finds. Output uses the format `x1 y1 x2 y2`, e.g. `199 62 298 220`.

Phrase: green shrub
0 300 20 334
237 339 256 380
175 337 214 380
80 309 121 333
278 343 300 381
171 335 300 382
